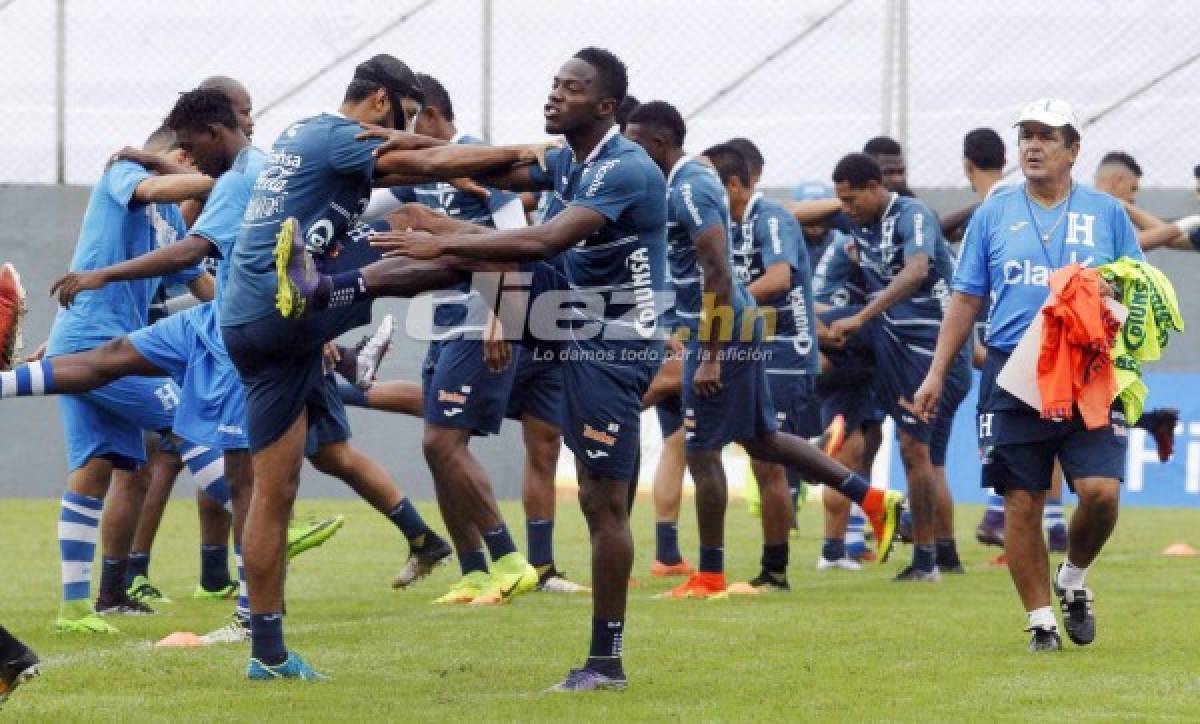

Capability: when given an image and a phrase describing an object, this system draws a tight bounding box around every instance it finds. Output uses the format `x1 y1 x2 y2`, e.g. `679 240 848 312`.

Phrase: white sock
1056 560 1087 590
1027 606 1056 630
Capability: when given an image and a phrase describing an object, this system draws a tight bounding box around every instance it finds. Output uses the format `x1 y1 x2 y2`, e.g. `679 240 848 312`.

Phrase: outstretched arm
51 236 213 308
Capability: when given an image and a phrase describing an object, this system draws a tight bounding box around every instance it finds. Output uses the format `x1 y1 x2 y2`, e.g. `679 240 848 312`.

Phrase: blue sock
913 543 936 573
526 519 554 568
387 498 431 544
0 360 55 398
179 442 231 512
200 544 231 592
654 521 682 565
458 548 488 576
126 552 150 587
1044 498 1065 529
250 613 287 666
836 473 870 504
338 381 368 407
482 524 517 561
315 271 368 310
59 491 102 605
586 617 625 678
699 546 723 574
822 537 846 561
99 557 127 598
234 545 249 623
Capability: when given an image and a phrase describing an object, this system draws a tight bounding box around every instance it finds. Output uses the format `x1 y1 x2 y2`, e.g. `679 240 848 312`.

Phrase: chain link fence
3 0 1200 190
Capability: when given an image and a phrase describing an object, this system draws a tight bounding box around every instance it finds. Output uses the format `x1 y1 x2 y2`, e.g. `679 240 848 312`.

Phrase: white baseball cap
1015 98 1080 133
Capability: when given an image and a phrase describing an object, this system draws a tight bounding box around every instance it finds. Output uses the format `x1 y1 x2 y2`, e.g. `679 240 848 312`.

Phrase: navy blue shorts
768 372 821 439
504 343 562 428
422 338 517 435
930 355 971 467
681 339 777 451
222 299 372 453
656 395 684 437
304 373 352 457
817 306 884 431
560 341 660 481
978 347 1128 493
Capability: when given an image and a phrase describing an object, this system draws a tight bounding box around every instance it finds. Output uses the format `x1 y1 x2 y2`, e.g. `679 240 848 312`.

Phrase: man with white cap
912 99 1143 651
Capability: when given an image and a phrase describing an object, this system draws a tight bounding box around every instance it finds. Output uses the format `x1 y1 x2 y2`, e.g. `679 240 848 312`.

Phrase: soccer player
825 152 966 581
2 126 214 632
0 627 38 709
218 53 552 680
913 98 1143 651
862 136 913 197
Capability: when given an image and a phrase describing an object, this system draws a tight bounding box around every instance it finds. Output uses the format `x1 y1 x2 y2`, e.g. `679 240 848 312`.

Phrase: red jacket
1037 264 1120 429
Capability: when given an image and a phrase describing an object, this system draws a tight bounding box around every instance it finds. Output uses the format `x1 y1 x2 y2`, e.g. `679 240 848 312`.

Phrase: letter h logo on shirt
1064 213 1095 247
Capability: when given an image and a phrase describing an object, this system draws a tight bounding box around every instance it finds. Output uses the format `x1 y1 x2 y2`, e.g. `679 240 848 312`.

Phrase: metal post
481 0 493 143
55 0 66 184
896 0 909 148
880 0 895 136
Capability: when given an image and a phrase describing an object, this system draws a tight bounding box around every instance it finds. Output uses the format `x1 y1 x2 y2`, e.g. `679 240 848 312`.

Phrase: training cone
726 582 762 595
1162 543 1199 557
155 631 205 648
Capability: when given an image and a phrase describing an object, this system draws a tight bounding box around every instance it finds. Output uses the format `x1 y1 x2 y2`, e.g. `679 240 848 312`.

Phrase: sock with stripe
586 617 625 678
200 544 232 592
526 518 554 569
481 523 518 562
387 497 432 548
313 271 368 311
1043 498 1065 529
846 504 867 554
982 491 1005 527
0 360 55 398
250 613 287 666
58 491 103 613
234 545 249 623
654 521 682 565
178 442 232 512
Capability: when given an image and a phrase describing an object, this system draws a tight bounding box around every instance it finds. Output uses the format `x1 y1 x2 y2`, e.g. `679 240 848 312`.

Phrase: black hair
626 100 686 148
615 94 640 131
344 54 424 105
414 73 454 122
164 87 238 133
703 142 750 187
1099 150 1142 177
573 47 628 106
863 135 903 157
726 137 764 176
963 128 1005 170
832 152 884 188
1061 125 1081 147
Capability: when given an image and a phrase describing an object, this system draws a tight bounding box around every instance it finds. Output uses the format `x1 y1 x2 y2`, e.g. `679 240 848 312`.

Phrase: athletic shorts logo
444 408 463 417
585 449 610 459
582 424 617 447
437 389 468 405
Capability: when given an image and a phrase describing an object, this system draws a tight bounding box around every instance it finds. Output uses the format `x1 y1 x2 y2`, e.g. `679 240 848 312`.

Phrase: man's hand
907 372 944 424
370 229 445 260
450 177 490 199
693 356 722 399
482 316 512 373
356 126 446 156
826 314 863 348
322 342 341 372
517 139 563 172
50 270 108 308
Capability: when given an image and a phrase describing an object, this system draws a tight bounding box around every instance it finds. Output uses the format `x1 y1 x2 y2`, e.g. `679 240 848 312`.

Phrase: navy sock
458 549 488 576
586 618 625 677
99 557 127 598
200 545 231 592
913 543 937 573
837 473 870 503
314 271 368 310
482 524 517 561
126 552 150 585
655 521 682 564
0 625 19 655
337 381 368 408
935 538 960 566
250 613 287 666
822 537 846 561
525 519 554 568
698 546 724 574
387 498 431 545
761 543 789 575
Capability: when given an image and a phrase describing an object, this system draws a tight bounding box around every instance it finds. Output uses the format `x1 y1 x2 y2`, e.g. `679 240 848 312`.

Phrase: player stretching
913 99 1143 651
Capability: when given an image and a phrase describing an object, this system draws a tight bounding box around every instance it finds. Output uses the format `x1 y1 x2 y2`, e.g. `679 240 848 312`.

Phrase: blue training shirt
954 182 1143 352
47 160 202 355
731 192 818 373
527 126 667 349
223 113 381 326
662 156 751 339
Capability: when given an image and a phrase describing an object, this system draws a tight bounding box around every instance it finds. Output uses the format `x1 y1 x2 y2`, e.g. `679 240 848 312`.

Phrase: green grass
3 497 1200 722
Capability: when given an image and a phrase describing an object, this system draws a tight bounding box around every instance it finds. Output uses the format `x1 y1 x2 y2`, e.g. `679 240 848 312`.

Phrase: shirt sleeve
390 185 417 203
813 242 850 303
105 161 152 208
189 172 248 260
672 174 725 239
898 203 936 261
1111 200 1145 262
952 207 991 296
327 121 380 175
758 207 802 271
569 156 649 224
526 147 565 191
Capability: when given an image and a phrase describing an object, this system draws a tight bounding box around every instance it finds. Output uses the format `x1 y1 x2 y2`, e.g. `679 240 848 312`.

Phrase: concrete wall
1 183 1197 498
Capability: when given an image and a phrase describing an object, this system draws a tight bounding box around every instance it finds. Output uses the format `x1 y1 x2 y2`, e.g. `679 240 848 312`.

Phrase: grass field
3 497 1200 722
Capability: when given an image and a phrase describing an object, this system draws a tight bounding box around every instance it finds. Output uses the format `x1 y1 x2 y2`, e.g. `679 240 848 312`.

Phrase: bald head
198 75 254 139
